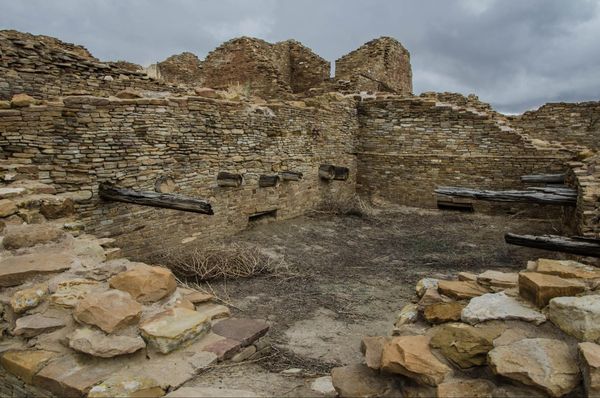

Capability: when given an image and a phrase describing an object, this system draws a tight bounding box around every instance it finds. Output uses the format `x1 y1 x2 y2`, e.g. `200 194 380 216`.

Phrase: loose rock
438 280 489 300
2 224 65 250
423 302 464 324
109 264 177 303
14 314 66 337
331 363 401 398
10 283 48 313
548 295 600 342
461 292 546 325
488 338 580 397
430 322 500 368
394 303 419 327
68 327 146 358
73 289 142 333
380 335 451 386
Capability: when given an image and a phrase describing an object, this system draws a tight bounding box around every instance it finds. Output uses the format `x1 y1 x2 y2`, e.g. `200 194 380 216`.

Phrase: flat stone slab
33 355 125 397
1 350 57 384
438 280 489 300
519 272 585 308
0 251 75 287
68 327 146 358
140 307 211 354
477 270 518 289
461 292 546 325
535 258 600 279
88 374 164 398
136 351 217 390
195 303 231 320
212 318 269 346
166 387 259 397
14 314 66 338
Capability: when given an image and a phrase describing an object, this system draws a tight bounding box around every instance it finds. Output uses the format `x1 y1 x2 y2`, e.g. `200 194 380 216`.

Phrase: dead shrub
315 193 377 218
151 242 288 281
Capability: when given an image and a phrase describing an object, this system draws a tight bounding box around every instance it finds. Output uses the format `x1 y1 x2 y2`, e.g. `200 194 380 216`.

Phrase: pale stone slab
166 387 259 397
548 295 600 342
477 270 518 289
461 292 546 325
14 314 66 337
74 289 142 333
140 307 211 354
0 251 75 287
87 374 164 397
68 327 146 358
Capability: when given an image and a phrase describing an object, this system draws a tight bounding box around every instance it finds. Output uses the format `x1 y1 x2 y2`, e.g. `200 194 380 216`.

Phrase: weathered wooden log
319 164 335 180
217 172 242 187
280 171 303 181
435 186 577 206
99 183 213 215
520 173 566 184
505 233 600 257
333 166 350 181
258 175 280 187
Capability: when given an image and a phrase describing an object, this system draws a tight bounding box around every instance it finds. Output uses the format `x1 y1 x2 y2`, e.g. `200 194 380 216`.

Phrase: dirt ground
182 206 567 396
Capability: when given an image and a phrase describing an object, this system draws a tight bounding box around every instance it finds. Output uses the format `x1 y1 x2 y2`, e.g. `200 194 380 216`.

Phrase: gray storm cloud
1 0 599 113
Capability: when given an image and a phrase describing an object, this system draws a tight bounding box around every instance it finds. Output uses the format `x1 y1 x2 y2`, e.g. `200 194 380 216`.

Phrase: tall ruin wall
356 97 571 208
0 95 358 258
511 102 600 149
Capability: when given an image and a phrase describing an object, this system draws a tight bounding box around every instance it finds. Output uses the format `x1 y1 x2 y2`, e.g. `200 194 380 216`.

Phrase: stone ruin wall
511 102 600 149
0 30 187 101
335 37 412 95
196 38 330 99
564 154 600 238
356 97 571 208
157 52 204 86
0 95 358 259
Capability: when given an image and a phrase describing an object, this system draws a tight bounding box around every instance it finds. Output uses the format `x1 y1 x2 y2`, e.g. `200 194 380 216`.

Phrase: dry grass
314 193 377 218
152 242 291 281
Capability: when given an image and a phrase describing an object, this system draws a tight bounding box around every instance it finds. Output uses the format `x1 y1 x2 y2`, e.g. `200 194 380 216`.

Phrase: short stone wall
0 95 358 259
512 102 600 149
356 97 571 208
564 155 600 237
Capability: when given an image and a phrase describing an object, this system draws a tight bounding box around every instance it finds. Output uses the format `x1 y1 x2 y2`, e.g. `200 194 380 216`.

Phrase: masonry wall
564 155 600 237
335 37 412 95
356 97 570 208
512 102 600 149
0 95 358 259
0 30 184 101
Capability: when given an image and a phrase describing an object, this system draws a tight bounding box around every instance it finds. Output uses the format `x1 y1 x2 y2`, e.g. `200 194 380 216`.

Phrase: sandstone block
360 336 388 370
10 93 35 107
140 307 211 354
10 283 48 313
430 322 499 368
50 278 100 308
548 295 600 342
535 258 600 279
212 318 269 346
2 224 65 250
488 338 580 397
423 302 464 324
0 251 75 287
519 272 585 308
437 379 495 398
0 199 17 217
39 197 75 219
109 264 177 303
88 374 164 397
68 327 146 358
438 280 489 300
461 292 546 325
394 303 419 327
331 364 400 398
477 270 518 289
1 350 57 384
381 335 451 386
14 314 66 337
73 289 142 333
579 342 600 398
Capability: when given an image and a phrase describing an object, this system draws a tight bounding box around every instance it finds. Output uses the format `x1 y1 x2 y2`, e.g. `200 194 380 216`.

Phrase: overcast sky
1 0 599 113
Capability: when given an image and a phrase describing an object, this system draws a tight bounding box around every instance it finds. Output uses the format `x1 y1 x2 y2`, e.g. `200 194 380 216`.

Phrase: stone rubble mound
0 177 270 397
332 257 600 397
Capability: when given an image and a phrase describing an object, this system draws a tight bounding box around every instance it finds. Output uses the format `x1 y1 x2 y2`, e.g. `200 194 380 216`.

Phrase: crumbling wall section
356 97 571 208
511 102 600 149
0 30 184 100
0 95 358 258
565 155 600 237
335 37 412 95
156 52 203 85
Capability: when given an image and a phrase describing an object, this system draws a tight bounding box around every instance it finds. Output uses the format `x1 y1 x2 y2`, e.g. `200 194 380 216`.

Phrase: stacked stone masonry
512 102 600 149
